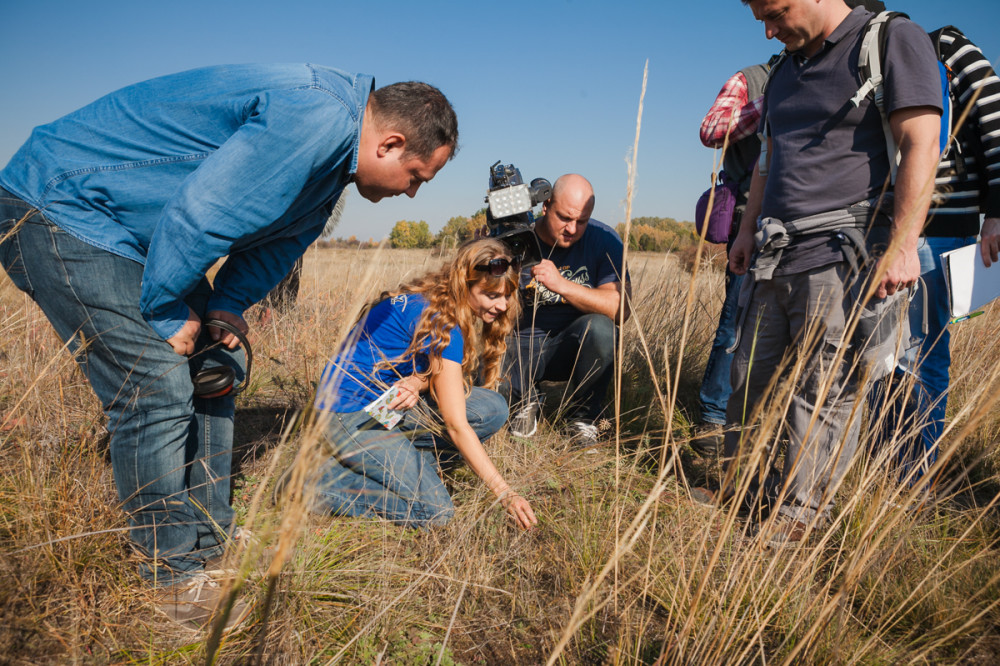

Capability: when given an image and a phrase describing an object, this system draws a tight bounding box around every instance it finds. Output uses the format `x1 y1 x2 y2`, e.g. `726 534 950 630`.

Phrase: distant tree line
615 216 701 252
386 208 489 249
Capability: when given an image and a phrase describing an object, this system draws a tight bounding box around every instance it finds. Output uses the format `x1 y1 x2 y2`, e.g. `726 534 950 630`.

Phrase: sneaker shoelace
184 573 220 603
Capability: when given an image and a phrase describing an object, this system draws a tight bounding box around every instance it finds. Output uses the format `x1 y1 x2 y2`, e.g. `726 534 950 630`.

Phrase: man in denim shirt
0 64 457 628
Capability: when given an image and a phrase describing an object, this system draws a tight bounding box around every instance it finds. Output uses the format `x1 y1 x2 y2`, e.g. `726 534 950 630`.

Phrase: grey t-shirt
761 8 942 275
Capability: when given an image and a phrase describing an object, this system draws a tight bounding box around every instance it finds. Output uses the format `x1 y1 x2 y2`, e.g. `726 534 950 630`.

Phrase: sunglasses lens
476 257 520 276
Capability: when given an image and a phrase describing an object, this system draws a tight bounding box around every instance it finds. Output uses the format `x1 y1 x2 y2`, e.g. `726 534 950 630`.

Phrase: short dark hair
369 81 459 161
844 0 886 11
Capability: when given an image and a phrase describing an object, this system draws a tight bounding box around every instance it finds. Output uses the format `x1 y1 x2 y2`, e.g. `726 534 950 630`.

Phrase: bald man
505 174 629 447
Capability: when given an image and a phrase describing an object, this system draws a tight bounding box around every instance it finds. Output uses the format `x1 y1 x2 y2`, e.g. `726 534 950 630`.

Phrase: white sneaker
566 419 599 449
509 402 540 437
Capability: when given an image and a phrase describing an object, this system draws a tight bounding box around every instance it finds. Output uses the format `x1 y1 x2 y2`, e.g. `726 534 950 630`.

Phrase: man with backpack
873 21 1000 487
711 0 942 544
691 61 772 457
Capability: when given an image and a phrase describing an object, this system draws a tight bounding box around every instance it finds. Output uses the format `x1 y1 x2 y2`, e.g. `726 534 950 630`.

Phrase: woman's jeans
0 190 245 584
876 234 976 481
316 388 509 528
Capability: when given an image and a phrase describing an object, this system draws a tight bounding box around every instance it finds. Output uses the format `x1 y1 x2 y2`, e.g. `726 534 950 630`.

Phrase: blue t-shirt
517 219 627 334
316 293 465 413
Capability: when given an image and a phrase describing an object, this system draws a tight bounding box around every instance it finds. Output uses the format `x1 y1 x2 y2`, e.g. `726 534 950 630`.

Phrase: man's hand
167 307 202 356
875 246 921 298
206 310 248 350
530 259 567 294
981 217 1000 267
729 229 755 275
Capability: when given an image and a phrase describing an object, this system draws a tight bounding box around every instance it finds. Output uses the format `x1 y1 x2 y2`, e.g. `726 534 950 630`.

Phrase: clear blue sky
3 0 998 241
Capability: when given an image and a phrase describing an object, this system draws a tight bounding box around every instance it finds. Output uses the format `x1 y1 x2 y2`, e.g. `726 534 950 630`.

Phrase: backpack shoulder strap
850 11 909 184
929 25 963 56
757 52 788 177
739 63 770 101
849 11 906 108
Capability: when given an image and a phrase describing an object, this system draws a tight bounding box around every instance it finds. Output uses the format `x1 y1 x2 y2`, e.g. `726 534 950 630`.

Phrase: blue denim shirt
0 63 373 340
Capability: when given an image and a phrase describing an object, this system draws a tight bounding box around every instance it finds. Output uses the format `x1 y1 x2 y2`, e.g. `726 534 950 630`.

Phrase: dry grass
1 245 999 665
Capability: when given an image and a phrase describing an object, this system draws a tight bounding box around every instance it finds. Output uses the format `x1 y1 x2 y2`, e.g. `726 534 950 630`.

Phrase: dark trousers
505 314 616 421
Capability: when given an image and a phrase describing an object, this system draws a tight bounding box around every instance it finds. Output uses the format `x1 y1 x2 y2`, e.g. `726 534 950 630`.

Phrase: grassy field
1 244 999 664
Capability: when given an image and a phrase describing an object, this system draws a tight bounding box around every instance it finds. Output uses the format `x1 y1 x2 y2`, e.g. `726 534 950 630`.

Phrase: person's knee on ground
465 387 509 440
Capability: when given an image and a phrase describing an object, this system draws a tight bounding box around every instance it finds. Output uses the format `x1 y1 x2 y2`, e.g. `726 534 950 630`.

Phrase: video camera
484 161 551 267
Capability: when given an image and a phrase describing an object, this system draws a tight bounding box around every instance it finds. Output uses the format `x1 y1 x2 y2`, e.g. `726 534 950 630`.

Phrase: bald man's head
536 174 595 248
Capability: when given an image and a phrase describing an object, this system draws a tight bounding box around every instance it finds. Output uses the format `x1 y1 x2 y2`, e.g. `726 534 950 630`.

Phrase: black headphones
191 319 253 399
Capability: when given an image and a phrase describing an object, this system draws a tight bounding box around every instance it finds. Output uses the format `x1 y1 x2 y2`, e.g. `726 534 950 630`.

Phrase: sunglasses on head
474 256 521 276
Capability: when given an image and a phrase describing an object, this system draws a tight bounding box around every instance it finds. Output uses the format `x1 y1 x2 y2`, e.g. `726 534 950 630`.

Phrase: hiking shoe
155 573 253 633
565 419 599 449
690 486 721 506
761 516 809 548
509 402 540 437
690 424 724 457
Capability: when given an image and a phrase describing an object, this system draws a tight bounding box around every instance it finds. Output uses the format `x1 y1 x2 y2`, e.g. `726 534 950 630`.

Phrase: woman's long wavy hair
368 238 521 391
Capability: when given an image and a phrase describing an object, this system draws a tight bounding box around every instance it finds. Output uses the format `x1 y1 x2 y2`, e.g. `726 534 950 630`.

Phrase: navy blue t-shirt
316 294 465 413
517 219 627 334
761 7 942 275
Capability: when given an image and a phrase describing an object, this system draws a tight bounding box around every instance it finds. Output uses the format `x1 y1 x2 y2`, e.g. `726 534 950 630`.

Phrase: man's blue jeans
698 265 745 425
883 234 975 479
0 189 244 584
505 314 616 421
315 388 508 527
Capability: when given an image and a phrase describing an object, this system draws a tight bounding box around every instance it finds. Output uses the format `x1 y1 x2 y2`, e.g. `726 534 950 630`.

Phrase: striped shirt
926 27 1000 237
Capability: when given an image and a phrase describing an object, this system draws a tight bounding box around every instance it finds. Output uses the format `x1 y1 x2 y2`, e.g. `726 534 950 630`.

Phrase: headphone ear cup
189 318 253 398
192 366 237 398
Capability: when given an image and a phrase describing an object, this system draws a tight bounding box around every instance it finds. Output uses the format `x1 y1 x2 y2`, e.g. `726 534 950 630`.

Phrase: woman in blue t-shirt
308 239 537 530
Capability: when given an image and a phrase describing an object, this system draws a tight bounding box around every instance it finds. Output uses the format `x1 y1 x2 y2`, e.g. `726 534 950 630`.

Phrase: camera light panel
488 184 533 218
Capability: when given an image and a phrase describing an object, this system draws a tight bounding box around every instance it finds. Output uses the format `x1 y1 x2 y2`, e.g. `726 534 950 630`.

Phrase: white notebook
942 242 1000 318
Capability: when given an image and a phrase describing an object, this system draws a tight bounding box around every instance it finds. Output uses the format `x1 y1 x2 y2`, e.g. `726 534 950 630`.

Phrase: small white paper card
363 385 406 430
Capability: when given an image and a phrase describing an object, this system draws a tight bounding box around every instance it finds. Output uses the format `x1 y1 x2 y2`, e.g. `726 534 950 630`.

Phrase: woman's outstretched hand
502 492 538 530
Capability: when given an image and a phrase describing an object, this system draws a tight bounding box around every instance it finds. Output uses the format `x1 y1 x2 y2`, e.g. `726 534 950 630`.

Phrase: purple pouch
695 171 738 244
